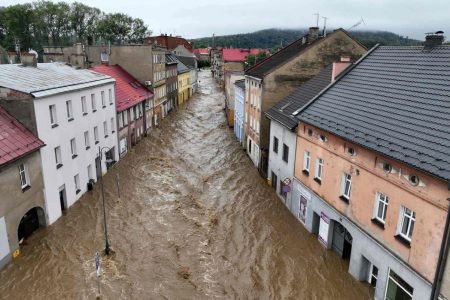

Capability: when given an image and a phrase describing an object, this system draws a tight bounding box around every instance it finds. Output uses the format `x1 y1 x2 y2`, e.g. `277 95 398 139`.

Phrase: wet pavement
0 71 372 299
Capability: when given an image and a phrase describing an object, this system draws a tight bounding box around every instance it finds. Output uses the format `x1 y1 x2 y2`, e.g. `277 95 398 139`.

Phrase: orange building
291 35 450 300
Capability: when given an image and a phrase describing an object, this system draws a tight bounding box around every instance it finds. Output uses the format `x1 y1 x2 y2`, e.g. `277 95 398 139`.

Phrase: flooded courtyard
0 71 372 299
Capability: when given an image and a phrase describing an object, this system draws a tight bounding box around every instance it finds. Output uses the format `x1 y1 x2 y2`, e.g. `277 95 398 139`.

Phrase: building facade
177 59 190 105
224 71 245 127
244 27 367 177
292 39 450 300
0 62 119 225
166 53 179 111
91 64 154 157
233 79 245 146
0 107 46 270
151 47 167 123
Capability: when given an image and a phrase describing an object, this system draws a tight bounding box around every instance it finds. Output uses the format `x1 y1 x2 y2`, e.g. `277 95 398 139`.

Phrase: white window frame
94 126 99 144
103 121 108 137
91 94 96 112
341 173 352 200
70 138 77 157
373 192 389 224
109 89 113 105
101 91 106 108
303 151 311 172
84 131 90 149
111 118 115 133
87 164 93 180
66 100 73 120
81 96 87 115
55 146 62 167
49 104 57 126
18 163 30 189
397 206 416 242
315 157 324 180
74 174 80 193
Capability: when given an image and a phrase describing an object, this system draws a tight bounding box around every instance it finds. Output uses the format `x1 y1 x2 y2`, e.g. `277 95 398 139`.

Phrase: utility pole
313 13 320 27
322 16 328 37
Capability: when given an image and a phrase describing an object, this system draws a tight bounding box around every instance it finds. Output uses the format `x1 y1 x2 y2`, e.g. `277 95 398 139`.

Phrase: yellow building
177 60 190 105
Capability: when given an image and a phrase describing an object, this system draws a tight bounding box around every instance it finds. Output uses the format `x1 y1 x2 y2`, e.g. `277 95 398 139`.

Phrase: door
59 185 67 212
18 208 40 241
95 156 101 180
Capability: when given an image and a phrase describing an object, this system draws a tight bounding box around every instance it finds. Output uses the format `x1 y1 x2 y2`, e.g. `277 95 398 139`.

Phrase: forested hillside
0 2 151 53
191 28 422 50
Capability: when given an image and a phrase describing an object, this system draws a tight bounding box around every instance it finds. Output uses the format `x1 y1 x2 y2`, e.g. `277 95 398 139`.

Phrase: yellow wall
178 72 190 105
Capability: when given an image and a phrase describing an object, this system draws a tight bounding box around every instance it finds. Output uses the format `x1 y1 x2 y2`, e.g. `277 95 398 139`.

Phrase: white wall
0 217 9 263
268 121 297 209
34 83 119 224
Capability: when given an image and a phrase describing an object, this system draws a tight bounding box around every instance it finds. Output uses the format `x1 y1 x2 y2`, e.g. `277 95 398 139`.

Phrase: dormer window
319 134 327 142
307 128 313 136
409 174 419 186
347 147 356 156
383 163 392 173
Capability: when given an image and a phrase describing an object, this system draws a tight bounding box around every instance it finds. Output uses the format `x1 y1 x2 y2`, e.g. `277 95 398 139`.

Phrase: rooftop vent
424 31 444 50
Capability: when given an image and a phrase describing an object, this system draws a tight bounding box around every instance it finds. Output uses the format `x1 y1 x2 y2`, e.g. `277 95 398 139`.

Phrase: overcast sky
2 0 449 40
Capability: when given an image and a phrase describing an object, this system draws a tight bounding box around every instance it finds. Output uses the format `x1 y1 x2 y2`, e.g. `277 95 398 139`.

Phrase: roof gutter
292 43 380 117
431 197 450 300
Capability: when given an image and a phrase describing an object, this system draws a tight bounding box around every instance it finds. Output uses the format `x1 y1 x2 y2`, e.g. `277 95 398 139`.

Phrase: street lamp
98 146 114 256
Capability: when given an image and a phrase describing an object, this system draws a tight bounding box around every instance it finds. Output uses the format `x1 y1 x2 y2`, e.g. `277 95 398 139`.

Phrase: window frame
66 100 73 121
341 173 352 200
18 163 30 189
374 192 389 224
303 151 310 172
84 131 90 149
273 136 279 154
282 144 289 163
81 96 87 115
54 146 62 168
397 206 416 242
315 157 324 181
91 93 97 112
49 104 58 127
101 91 106 108
70 138 77 158
103 121 108 138
74 174 81 194
94 126 99 144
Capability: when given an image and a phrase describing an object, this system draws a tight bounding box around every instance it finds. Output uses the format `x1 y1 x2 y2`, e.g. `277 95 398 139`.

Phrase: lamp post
98 146 113 256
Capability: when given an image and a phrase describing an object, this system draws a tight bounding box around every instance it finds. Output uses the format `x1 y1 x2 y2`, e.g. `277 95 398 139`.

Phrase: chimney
308 27 320 43
424 31 444 50
21 53 37 67
332 56 352 82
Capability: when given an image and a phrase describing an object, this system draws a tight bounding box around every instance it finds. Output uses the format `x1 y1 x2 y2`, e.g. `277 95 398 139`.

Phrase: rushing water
0 71 372 299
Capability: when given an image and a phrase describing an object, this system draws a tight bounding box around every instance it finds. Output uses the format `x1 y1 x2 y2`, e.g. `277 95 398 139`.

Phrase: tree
129 18 148 43
70 2 101 44
245 50 269 68
97 13 133 44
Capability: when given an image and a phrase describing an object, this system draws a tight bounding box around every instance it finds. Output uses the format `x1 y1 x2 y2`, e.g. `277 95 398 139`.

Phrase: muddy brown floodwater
0 71 372 300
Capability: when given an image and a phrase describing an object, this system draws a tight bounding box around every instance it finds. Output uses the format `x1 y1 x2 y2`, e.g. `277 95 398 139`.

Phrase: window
341 173 352 200
409 174 419 186
271 171 278 190
55 146 62 168
74 174 80 194
91 94 96 112
66 100 73 121
18 163 30 189
87 164 93 180
303 151 310 173
94 126 99 144
397 206 416 242
70 138 77 158
373 193 389 224
103 121 108 137
101 91 106 108
307 128 313 136
368 264 378 288
385 269 413 300
81 96 87 115
111 118 115 133
315 158 324 181
118 112 123 128
49 104 58 127
347 147 356 156
109 89 113 105
383 163 392 173
282 144 289 163
123 111 128 126
279 179 287 199
84 131 90 149
273 137 279 154
319 134 327 142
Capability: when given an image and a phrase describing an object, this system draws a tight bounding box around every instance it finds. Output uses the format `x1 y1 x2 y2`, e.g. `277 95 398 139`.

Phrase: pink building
291 34 450 300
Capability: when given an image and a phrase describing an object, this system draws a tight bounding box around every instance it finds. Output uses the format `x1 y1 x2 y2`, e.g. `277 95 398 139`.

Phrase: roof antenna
313 13 320 27
322 16 328 37
347 17 366 31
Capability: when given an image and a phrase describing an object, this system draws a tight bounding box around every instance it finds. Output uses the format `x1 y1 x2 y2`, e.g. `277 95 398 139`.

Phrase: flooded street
0 71 372 299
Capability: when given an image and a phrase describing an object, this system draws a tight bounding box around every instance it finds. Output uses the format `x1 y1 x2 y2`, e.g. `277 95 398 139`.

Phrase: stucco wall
294 122 449 282
267 121 297 209
0 151 46 255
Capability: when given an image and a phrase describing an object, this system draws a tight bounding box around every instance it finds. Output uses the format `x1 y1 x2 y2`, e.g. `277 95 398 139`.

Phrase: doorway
59 185 67 213
332 221 353 260
18 207 45 242
95 156 101 180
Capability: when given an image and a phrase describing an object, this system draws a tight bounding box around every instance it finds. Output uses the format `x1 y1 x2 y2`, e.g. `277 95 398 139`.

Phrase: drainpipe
431 197 450 300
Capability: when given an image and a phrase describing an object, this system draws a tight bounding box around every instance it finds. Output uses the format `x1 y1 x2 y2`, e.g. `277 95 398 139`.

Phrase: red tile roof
194 48 209 55
222 48 269 62
90 64 153 112
0 107 44 166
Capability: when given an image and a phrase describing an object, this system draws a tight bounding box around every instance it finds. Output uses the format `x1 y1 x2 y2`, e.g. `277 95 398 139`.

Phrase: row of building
228 27 450 300
0 35 199 270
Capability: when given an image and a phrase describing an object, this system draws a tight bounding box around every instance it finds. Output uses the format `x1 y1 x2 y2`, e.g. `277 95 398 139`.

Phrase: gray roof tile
296 45 450 181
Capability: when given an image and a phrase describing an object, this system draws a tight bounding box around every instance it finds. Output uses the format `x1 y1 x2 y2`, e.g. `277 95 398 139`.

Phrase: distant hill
191 28 422 50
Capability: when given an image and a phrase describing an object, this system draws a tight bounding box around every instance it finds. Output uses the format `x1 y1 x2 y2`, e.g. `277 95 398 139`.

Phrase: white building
233 79 245 146
265 65 334 210
0 61 119 225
